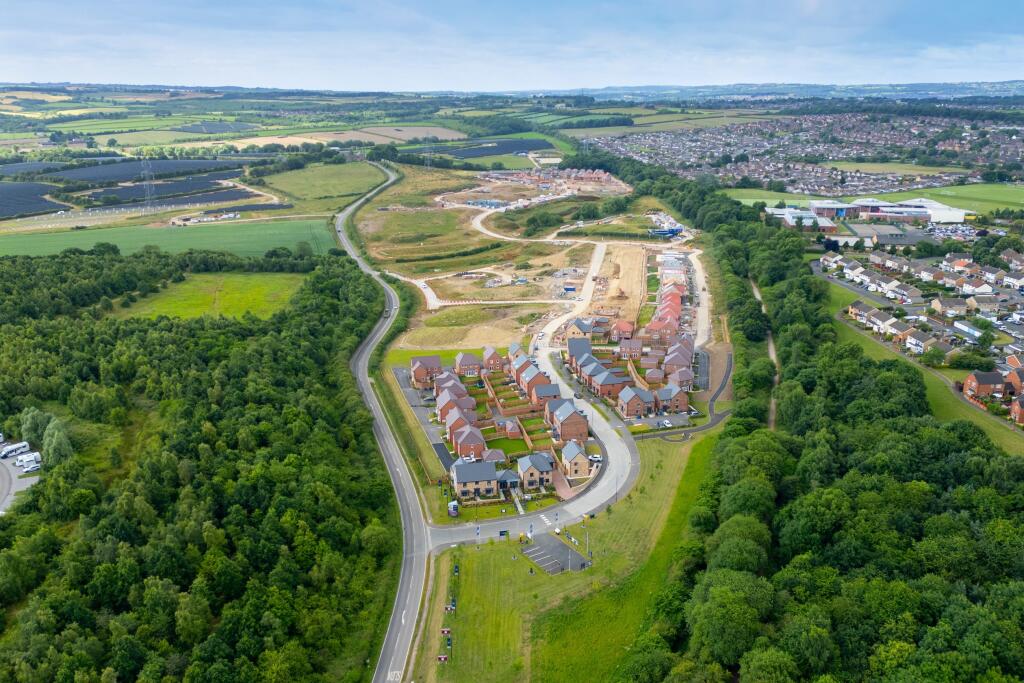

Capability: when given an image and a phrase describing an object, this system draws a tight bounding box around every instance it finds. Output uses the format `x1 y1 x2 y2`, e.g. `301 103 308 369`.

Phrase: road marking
401 610 406 625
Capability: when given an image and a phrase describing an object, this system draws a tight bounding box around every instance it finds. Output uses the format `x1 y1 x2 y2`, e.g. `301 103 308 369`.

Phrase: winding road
338 164 722 682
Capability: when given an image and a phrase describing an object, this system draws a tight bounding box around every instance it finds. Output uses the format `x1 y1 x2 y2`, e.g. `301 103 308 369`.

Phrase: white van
16 452 40 468
0 442 29 460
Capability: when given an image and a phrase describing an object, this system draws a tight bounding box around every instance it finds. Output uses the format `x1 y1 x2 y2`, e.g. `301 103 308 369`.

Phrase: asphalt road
334 164 429 683
337 164 657 682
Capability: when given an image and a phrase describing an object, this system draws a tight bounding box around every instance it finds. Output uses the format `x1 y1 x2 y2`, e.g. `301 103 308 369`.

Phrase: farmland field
0 182 69 218
824 161 967 175
261 162 385 212
107 130 224 146
47 114 229 134
112 272 306 319
47 159 245 183
0 218 335 257
173 121 258 134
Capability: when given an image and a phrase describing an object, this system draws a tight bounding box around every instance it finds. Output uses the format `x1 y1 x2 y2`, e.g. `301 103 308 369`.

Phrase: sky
3 0 1023 91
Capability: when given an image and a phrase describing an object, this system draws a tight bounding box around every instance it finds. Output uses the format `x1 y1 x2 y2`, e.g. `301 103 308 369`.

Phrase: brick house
618 386 655 418
964 371 1006 399
450 459 498 499
591 370 632 399
454 352 482 377
547 400 589 443
610 319 635 341
1012 396 1024 425
510 354 532 385
560 441 591 479
531 383 561 406
657 384 689 413
1007 368 1024 396
519 364 550 397
617 338 643 360
668 367 694 390
410 355 443 388
437 390 476 422
445 407 477 442
566 338 593 370
517 452 555 489
482 346 504 372
453 424 486 459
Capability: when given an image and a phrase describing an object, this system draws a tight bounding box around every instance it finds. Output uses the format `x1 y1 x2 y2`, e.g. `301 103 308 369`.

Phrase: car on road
574 392 582 399
661 420 672 428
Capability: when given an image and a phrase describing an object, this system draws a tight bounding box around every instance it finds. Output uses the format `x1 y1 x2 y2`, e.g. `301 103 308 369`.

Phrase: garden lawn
0 219 336 257
486 437 529 454
112 272 305 319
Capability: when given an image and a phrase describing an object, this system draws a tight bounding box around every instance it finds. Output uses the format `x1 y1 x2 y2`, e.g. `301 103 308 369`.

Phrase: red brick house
610 319 635 341
482 346 504 372
454 352 482 377
445 407 477 442
592 370 632 399
1008 368 1024 396
964 371 1005 399
1012 396 1024 425
618 386 655 418
453 425 486 459
617 338 642 360
437 390 476 422
547 400 589 443
519 365 550 397
656 384 688 413
410 355 443 389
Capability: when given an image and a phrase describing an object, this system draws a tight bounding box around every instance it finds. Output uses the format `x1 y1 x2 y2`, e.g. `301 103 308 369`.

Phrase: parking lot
523 532 589 574
0 450 41 513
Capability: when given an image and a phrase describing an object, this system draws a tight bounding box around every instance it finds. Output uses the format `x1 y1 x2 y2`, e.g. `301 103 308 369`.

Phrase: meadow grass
531 430 720 681
261 162 385 212
112 272 306 319
0 218 336 257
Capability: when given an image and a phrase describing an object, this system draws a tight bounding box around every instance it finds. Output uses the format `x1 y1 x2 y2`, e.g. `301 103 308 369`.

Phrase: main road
337 164 682 682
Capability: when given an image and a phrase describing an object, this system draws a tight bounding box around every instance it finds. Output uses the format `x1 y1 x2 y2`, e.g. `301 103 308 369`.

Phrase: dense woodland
563 150 1024 682
0 247 397 682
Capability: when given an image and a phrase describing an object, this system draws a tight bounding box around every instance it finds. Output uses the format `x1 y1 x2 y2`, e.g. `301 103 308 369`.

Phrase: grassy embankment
824 281 1022 453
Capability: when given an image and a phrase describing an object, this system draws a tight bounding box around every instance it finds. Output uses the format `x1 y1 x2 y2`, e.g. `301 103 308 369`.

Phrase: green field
460 153 535 170
723 188 824 206
106 129 223 146
0 218 336 257
531 430 719 680
825 161 966 175
262 162 386 212
112 272 306 319
47 114 227 134
824 282 1022 453
846 183 1024 214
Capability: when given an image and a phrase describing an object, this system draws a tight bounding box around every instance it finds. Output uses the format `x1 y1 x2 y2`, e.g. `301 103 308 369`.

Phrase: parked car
24 463 40 473
661 420 672 428
588 454 603 463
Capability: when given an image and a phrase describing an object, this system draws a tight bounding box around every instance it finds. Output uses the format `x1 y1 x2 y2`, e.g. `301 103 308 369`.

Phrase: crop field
845 183 1024 213
173 121 258 134
0 182 69 218
47 114 229 134
82 169 241 203
464 153 536 169
0 218 335 257
824 161 967 175
398 304 550 349
112 272 306 319
47 159 245 183
0 161 67 175
261 162 385 212
358 125 466 141
109 130 224 146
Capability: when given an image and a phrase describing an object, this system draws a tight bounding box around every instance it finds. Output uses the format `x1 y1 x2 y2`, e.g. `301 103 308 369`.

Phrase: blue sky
3 0 1022 91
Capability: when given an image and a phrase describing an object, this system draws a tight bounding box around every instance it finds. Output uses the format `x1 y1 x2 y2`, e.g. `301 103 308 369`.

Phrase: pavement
522 532 589 575
0 455 39 514
335 164 431 683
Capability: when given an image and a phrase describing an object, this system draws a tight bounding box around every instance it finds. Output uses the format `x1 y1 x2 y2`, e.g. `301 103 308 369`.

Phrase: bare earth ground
445 183 542 203
695 340 733 402
302 130 399 145
395 304 550 349
591 244 646 321
430 277 545 302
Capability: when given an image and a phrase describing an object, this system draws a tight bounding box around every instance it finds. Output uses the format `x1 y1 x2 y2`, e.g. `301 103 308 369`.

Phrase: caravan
16 452 41 469
0 442 30 460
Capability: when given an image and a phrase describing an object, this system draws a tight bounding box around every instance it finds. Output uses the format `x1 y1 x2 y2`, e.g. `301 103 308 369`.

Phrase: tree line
560 149 1024 682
